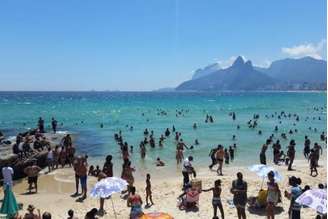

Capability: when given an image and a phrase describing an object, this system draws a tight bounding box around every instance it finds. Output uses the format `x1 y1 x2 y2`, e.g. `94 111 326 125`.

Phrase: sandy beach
4 156 326 219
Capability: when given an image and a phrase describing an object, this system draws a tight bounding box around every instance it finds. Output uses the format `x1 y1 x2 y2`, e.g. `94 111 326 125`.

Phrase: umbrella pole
111 198 117 219
261 177 264 190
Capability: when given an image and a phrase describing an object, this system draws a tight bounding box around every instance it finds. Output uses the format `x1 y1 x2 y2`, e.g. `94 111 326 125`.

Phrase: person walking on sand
287 140 296 171
24 161 42 193
215 145 224 176
202 179 225 219
231 172 247 219
309 149 318 177
127 186 143 219
208 145 219 169
76 156 88 199
145 173 154 206
182 156 195 189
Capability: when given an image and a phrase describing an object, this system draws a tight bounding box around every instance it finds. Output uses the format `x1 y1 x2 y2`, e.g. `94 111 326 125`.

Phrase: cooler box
191 179 202 191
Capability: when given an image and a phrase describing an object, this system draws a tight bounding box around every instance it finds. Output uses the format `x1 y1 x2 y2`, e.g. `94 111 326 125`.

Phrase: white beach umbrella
248 164 282 189
90 177 128 219
248 164 283 182
90 177 128 198
296 189 327 214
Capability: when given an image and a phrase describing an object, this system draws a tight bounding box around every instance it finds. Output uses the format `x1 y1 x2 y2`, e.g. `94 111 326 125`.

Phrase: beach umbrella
90 177 128 219
0 185 19 217
139 212 174 219
248 164 282 181
296 189 327 214
248 164 282 189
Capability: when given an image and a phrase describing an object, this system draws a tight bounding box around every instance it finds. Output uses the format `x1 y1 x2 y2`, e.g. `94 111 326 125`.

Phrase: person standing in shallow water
231 172 247 219
303 136 311 158
51 117 57 134
102 155 113 177
260 144 268 165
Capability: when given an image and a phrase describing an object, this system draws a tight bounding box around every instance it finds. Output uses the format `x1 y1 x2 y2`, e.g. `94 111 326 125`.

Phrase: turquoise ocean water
0 91 326 178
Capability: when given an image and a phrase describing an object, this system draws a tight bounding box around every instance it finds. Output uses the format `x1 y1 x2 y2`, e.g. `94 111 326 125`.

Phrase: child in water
145 174 154 206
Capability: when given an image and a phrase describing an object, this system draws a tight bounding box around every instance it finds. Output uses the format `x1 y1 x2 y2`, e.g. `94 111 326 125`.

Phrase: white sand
4 158 327 219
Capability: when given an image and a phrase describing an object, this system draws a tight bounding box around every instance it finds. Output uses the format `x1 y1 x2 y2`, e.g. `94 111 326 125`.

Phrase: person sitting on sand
23 205 40 219
42 212 51 219
178 184 200 210
67 209 78 219
156 157 165 166
88 165 95 176
145 173 154 206
24 162 42 193
127 186 143 219
202 179 225 219
231 172 247 219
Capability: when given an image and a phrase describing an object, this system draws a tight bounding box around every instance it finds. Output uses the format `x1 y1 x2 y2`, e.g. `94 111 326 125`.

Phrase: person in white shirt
2 164 14 188
182 156 195 189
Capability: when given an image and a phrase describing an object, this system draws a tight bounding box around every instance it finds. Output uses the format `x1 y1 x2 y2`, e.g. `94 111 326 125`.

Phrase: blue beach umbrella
0 185 19 217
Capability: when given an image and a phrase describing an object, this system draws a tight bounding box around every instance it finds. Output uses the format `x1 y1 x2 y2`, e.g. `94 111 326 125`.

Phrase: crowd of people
0 105 326 219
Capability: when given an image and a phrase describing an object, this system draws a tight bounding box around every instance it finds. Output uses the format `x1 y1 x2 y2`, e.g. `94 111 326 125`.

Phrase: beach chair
185 189 200 208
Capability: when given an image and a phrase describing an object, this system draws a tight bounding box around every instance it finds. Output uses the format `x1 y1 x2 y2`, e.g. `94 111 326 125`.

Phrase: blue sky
0 0 326 91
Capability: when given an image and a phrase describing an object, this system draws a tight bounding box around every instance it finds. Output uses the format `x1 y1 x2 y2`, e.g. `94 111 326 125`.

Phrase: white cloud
281 39 326 59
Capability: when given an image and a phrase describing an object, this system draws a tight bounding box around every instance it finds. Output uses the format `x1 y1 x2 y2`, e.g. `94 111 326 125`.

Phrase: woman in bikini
203 179 225 219
127 186 143 219
266 171 280 219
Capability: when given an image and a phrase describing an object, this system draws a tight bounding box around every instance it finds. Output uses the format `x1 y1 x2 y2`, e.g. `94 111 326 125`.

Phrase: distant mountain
176 56 275 91
258 56 327 84
176 56 327 91
153 87 175 92
192 63 221 80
